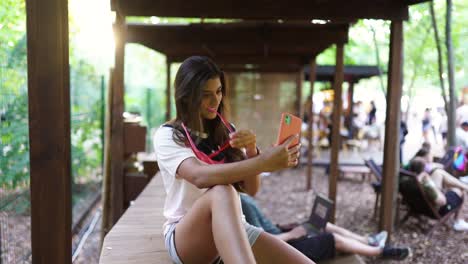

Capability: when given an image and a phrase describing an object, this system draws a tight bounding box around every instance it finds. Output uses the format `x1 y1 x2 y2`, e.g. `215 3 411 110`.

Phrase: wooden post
296 69 304 119
379 21 404 239
165 59 172 121
101 69 114 243
328 43 345 223
347 81 355 133
306 58 317 190
26 0 71 262
109 11 126 225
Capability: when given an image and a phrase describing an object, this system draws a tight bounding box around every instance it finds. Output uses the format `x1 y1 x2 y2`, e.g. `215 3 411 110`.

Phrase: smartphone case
276 113 302 146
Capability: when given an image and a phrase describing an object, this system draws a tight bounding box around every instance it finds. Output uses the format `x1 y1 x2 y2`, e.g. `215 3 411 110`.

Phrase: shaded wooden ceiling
126 22 349 71
117 0 430 71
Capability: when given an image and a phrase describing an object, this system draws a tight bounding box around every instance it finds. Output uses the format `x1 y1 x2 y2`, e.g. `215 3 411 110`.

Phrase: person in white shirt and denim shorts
153 56 312 264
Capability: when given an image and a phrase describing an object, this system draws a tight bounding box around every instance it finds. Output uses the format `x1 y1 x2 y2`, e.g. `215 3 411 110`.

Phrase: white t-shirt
455 127 468 151
153 126 206 235
153 125 247 235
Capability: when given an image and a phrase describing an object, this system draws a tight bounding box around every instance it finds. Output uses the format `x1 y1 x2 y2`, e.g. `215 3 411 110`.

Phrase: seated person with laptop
240 193 411 262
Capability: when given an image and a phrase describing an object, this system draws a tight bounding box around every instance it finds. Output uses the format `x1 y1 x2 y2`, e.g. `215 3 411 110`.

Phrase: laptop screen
308 194 334 231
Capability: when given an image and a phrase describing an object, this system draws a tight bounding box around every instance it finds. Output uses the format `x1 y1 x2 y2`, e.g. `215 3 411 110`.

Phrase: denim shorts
164 221 263 264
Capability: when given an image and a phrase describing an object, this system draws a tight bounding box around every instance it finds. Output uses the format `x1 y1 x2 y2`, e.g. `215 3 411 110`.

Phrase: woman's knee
208 184 238 202
450 188 463 197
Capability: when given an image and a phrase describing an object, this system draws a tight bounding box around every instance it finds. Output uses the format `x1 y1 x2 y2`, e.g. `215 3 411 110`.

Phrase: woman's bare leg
431 169 468 192
251 232 314 264
325 223 368 244
174 184 255 264
333 234 382 256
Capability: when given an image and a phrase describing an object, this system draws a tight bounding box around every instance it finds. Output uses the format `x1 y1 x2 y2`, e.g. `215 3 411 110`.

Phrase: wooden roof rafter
112 0 412 21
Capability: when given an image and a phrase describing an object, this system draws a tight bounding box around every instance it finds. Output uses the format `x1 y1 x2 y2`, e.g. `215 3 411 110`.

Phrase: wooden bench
99 174 364 264
321 254 365 264
100 174 172 263
338 165 371 181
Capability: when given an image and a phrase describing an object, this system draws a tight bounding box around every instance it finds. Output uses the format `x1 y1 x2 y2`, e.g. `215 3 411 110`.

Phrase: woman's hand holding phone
260 135 301 172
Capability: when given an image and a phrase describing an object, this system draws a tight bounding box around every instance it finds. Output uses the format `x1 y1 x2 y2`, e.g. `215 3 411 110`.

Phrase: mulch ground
2 165 467 263
255 166 468 264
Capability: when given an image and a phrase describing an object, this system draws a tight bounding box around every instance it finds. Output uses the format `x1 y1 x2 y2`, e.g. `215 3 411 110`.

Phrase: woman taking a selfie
153 56 312 264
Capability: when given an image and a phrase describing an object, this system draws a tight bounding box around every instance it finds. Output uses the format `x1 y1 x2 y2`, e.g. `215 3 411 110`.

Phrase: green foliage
0 14 28 188
0 0 107 190
1 0 468 190
0 90 29 188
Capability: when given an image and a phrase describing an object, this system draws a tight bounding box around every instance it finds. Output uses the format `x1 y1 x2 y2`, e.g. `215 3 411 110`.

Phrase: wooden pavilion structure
125 21 349 119
26 0 430 263
303 65 382 134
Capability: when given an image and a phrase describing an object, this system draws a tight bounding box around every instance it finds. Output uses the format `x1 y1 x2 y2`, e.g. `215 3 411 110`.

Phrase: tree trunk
405 22 432 123
430 2 448 115
446 0 456 147
371 24 386 95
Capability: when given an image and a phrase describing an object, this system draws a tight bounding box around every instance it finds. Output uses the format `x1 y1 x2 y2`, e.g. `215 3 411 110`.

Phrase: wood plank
126 23 349 45
379 21 404 239
306 58 317 190
114 0 410 20
328 43 345 223
223 65 302 73
168 55 306 66
110 12 126 225
320 254 365 264
26 0 71 262
100 175 172 264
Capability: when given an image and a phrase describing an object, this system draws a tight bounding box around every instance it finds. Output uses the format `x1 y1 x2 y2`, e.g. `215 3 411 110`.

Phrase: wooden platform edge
319 253 365 264
99 173 172 264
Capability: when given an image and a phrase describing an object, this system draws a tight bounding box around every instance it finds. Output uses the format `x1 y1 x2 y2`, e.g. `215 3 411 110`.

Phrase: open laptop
300 194 334 237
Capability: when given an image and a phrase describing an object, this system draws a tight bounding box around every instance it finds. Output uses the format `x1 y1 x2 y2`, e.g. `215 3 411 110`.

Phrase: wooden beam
109 12 126 225
379 21 404 239
163 45 328 58
306 58 317 190
126 23 348 57
26 0 71 262
221 65 302 73
114 0 410 20
126 23 349 44
165 59 171 121
168 55 307 66
328 43 344 223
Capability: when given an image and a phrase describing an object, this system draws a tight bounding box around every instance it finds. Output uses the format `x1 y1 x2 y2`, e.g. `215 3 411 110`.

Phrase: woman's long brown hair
171 56 246 189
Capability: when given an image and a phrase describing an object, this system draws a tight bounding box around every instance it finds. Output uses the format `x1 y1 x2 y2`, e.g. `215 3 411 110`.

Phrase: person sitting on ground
240 193 411 261
406 157 468 231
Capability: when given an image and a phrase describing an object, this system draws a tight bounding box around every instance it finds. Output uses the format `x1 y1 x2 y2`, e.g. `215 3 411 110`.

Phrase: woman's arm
274 226 307 242
177 136 299 189
241 148 261 196
420 173 446 206
241 169 261 196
